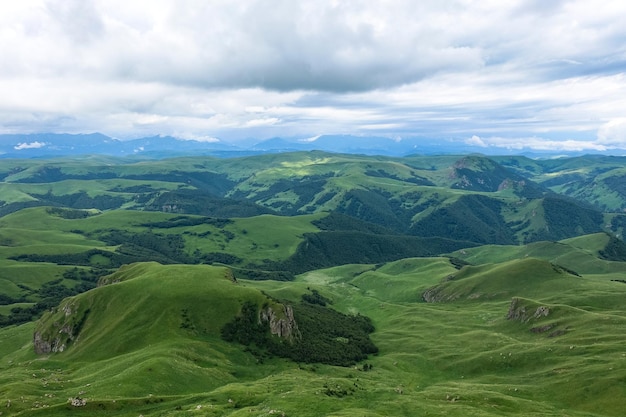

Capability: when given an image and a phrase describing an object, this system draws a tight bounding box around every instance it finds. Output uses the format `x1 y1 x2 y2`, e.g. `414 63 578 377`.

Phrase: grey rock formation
260 305 301 340
33 301 89 355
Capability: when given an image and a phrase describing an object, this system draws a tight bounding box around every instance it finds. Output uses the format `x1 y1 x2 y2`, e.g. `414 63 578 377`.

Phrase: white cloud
0 1 626 149
466 135 487 147
178 135 220 143
244 118 280 127
464 136 608 152
597 118 626 147
299 134 321 143
14 141 47 150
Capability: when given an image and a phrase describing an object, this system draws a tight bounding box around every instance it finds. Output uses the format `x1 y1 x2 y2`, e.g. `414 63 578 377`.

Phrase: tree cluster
221 299 378 367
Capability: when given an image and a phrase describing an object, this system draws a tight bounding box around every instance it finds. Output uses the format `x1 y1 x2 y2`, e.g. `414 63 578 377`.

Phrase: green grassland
450 233 626 275
494 155 626 212
0 207 321 267
1 152 626 416
0 256 625 416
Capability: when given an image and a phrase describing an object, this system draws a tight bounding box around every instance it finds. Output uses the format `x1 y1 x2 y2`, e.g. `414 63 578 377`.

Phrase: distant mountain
0 133 240 158
2 132 620 159
252 135 446 156
3 133 423 158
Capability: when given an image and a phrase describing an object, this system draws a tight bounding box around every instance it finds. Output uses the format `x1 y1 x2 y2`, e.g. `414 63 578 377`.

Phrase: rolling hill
1 251 625 416
0 151 625 416
2 152 622 243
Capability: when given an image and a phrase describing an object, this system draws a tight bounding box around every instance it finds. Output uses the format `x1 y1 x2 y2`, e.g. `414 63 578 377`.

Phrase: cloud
466 135 487 148
597 118 626 147
300 134 321 143
0 1 508 92
244 118 280 127
45 0 105 43
464 136 608 152
180 135 219 143
1 1 626 150
14 141 47 150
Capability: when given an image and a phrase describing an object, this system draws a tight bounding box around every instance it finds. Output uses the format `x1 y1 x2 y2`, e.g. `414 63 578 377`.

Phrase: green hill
35 262 376 364
421 258 582 302
0 255 625 416
0 152 615 245
1 152 626 416
496 155 626 212
449 232 626 276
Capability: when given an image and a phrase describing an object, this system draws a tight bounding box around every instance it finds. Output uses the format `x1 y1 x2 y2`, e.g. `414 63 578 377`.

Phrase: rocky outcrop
506 298 566 337
260 305 300 341
33 301 90 355
422 282 460 303
506 298 550 322
33 326 72 354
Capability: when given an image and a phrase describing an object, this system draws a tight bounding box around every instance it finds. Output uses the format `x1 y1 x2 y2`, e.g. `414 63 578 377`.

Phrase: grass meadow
0 256 625 416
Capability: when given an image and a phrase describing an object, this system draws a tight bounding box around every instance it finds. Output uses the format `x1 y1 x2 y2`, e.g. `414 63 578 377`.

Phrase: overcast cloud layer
2 0 626 151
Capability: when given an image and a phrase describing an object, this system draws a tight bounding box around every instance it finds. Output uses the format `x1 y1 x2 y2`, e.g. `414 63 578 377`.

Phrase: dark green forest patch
31 191 126 210
230 174 335 215
524 197 603 242
365 168 434 186
312 211 396 234
46 207 96 219
10 249 144 268
145 189 274 217
599 233 626 262
337 189 408 231
140 215 233 229
0 201 48 217
410 194 515 245
221 300 377 366
97 230 192 263
125 170 235 196
277 231 478 274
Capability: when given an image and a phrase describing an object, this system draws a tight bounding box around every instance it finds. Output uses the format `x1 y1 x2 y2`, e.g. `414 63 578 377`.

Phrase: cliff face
33 301 90 355
260 304 300 341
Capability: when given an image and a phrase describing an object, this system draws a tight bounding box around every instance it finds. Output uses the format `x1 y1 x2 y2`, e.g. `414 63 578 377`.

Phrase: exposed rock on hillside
33 301 90 354
507 298 550 322
506 298 566 337
260 304 300 340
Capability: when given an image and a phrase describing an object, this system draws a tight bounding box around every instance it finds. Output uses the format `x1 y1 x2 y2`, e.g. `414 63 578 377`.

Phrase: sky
1 0 626 152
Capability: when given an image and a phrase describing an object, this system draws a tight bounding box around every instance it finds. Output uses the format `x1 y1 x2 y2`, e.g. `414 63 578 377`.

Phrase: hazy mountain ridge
4 132 622 159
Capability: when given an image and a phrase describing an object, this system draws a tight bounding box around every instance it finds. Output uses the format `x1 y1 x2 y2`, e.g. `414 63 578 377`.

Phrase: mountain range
1 132 616 159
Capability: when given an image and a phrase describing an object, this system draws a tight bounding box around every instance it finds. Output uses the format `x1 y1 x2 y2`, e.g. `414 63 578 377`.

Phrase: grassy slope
450 233 626 275
0 208 323 318
0 264 283 414
1 152 613 246
495 155 626 212
0 153 625 415
0 207 321 264
0 256 625 416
